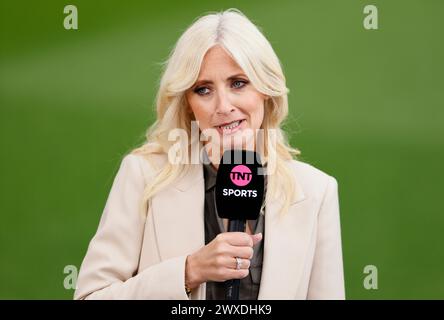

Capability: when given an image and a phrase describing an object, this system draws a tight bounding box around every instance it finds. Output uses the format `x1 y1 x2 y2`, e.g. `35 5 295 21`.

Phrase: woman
74 9 345 300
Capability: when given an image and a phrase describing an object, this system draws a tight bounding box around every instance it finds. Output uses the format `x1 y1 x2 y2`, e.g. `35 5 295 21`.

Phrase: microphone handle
225 219 246 300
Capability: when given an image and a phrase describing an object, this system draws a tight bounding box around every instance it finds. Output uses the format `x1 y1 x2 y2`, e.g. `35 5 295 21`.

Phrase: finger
251 233 263 246
225 268 249 280
221 232 253 247
226 246 254 259
217 257 251 270
231 257 251 270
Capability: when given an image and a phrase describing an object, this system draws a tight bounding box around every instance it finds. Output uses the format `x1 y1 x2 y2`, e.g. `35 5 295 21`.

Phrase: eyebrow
193 73 248 87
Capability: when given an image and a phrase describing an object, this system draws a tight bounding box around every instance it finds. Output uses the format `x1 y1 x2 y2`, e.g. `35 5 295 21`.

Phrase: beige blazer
74 153 345 300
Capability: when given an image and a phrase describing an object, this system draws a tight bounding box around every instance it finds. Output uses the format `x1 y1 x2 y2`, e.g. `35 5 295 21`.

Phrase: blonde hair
131 8 300 217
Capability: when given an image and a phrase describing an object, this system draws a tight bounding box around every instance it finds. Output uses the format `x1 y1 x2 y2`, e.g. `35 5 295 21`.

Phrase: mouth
214 119 246 135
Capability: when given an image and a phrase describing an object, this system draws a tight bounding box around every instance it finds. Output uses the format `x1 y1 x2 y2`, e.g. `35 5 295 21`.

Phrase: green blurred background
1 0 443 299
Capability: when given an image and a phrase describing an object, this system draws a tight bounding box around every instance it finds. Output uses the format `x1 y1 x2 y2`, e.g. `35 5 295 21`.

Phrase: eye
232 80 248 89
194 86 210 96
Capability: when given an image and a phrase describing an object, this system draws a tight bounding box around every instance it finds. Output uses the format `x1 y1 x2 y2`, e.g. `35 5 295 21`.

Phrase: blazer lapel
150 163 207 299
151 164 205 260
258 178 314 299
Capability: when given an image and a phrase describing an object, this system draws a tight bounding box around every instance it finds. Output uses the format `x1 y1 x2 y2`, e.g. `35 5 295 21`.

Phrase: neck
210 162 219 171
203 146 221 171
204 147 259 171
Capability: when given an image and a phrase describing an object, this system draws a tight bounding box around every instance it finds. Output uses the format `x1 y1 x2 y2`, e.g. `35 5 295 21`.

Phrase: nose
215 88 235 115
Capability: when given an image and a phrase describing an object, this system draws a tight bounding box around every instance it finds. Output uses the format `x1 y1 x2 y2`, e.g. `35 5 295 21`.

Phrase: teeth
220 120 241 130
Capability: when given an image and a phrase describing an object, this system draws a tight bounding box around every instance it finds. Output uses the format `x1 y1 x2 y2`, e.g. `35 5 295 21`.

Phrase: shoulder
119 152 168 183
286 159 339 203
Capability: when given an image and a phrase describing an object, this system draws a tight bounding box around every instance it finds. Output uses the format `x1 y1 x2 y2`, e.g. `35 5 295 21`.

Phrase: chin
221 131 255 151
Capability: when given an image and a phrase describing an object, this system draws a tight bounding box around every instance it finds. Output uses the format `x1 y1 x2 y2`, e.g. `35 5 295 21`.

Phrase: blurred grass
1 0 443 299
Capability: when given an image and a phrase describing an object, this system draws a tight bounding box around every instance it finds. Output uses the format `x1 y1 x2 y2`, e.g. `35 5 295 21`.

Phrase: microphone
215 149 265 300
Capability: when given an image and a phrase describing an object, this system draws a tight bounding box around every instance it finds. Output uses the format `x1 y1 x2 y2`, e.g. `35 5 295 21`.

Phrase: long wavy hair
131 8 300 217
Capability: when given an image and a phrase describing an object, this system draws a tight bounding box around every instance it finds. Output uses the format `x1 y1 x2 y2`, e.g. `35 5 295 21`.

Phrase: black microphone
215 149 265 300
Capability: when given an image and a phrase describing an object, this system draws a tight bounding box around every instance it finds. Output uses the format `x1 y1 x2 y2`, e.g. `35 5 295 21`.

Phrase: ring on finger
235 257 242 270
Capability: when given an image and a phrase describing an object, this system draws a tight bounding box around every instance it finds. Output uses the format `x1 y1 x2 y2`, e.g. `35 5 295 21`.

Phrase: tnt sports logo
230 165 252 187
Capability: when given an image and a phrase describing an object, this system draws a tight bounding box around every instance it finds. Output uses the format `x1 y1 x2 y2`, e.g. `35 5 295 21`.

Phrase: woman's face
185 45 268 157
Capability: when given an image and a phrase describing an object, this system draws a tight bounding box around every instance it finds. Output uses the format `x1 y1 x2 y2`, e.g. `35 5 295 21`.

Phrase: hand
185 232 263 289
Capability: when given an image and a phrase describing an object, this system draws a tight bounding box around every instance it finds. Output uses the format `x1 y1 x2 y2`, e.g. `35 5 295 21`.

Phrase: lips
215 119 244 128
214 119 246 135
